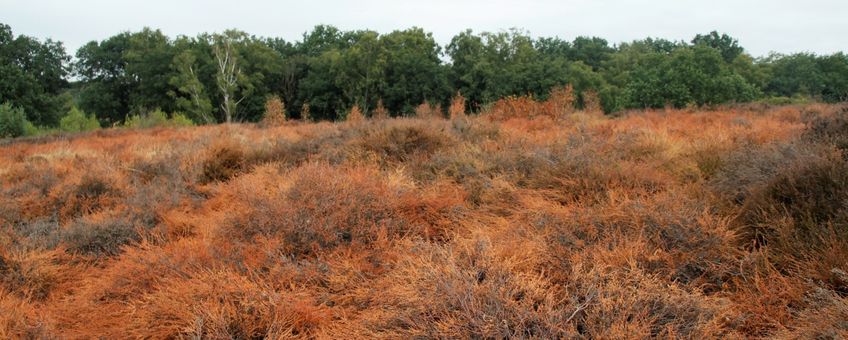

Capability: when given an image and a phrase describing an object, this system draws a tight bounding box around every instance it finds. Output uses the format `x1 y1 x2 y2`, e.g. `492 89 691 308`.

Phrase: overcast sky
2 0 846 58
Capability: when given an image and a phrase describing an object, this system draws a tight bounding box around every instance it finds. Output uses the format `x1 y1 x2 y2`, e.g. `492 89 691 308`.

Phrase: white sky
2 0 847 58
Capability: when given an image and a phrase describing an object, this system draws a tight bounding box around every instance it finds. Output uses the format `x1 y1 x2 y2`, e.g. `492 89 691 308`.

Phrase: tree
692 31 744 63
125 28 176 113
569 36 614 70
336 30 386 112
380 28 449 114
75 32 133 125
447 30 486 111
818 53 848 102
0 23 70 126
764 53 824 99
212 30 251 123
169 39 215 124
623 45 757 109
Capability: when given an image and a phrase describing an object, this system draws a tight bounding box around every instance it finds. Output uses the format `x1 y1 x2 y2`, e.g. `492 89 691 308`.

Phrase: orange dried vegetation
0 102 846 338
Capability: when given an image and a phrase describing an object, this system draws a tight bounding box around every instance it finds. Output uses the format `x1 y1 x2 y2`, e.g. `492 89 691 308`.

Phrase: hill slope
1 104 847 338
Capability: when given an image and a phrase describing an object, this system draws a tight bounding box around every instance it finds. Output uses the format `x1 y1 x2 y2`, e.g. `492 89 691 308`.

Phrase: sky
2 0 847 58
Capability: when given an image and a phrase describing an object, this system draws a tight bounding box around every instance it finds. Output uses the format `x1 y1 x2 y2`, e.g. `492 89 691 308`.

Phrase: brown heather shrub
448 92 466 119
53 173 120 222
62 213 140 257
218 163 401 255
1 103 847 338
372 99 389 120
487 95 543 120
0 248 64 300
198 140 248 183
485 86 582 121
414 100 444 119
0 290 53 338
356 120 454 164
261 95 286 127
734 152 848 292
547 84 576 118
804 106 848 155
346 104 365 123
582 90 602 114
301 102 312 122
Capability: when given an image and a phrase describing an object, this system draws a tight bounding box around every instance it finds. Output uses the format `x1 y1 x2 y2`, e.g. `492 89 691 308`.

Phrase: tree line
2 22 847 135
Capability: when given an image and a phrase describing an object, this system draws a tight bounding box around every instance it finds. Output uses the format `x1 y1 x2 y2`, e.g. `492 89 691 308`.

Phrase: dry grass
1 103 846 338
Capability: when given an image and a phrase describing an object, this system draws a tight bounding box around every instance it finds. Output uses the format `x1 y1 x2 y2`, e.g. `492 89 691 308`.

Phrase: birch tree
213 31 248 123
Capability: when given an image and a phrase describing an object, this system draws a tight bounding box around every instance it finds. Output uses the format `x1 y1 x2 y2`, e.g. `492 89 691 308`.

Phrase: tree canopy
1 23 846 129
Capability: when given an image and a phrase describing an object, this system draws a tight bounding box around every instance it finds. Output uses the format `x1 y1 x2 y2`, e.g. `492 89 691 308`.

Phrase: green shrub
23 120 41 136
125 109 195 129
59 107 100 133
168 112 195 127
755 96 813 106
0 102 29 138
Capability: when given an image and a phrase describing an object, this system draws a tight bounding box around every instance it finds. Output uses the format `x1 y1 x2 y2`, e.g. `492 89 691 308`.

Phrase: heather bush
54 173 120 222
301 102 312 121
356 120 453 163
0 104 845 338
198 140 248 183
414 100 444 119
0 249 63 299
345 104 364 122
737 153 848 250
710 142 821 204
261 95 286 127
62 215 139 257
449 92 466 119
219 163 401 255
372 99 389 119
804 106 848 155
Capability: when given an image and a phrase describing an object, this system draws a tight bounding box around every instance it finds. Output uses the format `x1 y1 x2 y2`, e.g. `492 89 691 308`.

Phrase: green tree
169 38 215 124
764 53 824 98
447 29 487 111
0 23 70 126
692 31 744 63
569 36 614 70
380 28 449 114
75 32 133 125
125 28 177 113
0 102 29 138
623 46 757 109
818 53 848 102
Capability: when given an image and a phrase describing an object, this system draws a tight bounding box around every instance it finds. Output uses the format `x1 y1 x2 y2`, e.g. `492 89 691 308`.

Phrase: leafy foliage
59 106 100 133
0 24 69 126
0 102 29 138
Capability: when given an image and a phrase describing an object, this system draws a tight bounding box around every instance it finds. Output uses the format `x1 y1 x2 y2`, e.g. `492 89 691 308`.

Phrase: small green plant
60 106 100 133
0 102 29 138
125 109 194 129
168 112 195 127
